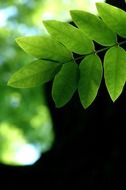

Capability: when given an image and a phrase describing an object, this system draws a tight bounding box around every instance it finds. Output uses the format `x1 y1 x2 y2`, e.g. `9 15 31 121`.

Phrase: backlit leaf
52 61 79 107
8 60 61 88
96 3 126 38
71 10 116 46
78 54 103 108
104 46 126 101
43 20 94 54
16 36 72 63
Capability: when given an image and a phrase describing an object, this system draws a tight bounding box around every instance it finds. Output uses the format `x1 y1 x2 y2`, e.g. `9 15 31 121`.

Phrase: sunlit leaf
96 3 126 38
104 46 126 101
52 61 79 107
70 10 116 46
8 60 61 88
78 54 103 108
16 36 72 63
43 20 94 55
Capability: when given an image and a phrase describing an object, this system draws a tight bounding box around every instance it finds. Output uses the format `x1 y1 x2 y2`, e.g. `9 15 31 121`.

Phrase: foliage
8 3 126 109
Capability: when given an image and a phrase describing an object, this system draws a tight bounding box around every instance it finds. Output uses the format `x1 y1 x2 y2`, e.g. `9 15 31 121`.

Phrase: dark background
1 0 126 189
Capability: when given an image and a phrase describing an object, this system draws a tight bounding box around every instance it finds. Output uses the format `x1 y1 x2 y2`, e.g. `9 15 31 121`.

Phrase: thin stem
39 40 126 64
95 47 109 54
119 40 126 46
74 40 126 62
74 55 85 61
74 47 108 62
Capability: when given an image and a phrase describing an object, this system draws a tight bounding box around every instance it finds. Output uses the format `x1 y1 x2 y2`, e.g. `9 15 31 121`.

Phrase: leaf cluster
8 3 126 108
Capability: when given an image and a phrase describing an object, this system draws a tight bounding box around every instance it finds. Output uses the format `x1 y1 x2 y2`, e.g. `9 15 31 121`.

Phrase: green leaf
16 36 72 63
8 60 61 88
70 10 117 46
104 46 126 101
78 54 103 108
52 61 79 107
96 3 126 38
43 20 94 55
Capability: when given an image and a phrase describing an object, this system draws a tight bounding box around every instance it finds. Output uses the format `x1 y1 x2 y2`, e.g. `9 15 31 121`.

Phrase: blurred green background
0 0 104 166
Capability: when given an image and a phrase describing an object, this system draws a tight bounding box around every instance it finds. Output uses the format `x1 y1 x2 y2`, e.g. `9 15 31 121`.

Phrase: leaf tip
53 99 64 108
15 37 25 47
55 103 63 109
81 102 92 109
42 20 48 26
43 20 56 26
109 91 121 102
96 2 103 6
110 95 118 103
7 80 11 86
96 2 105 8
15 37 22 43
70 10 77 17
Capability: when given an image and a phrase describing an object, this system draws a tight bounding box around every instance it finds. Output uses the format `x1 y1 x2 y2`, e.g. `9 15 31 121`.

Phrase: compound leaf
43 20 94 55
71 10 116 46
78 54 103 108
104 46 126 101
96 3 126 38
16 36 72 63
52 61 79 107
8 60 61 88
